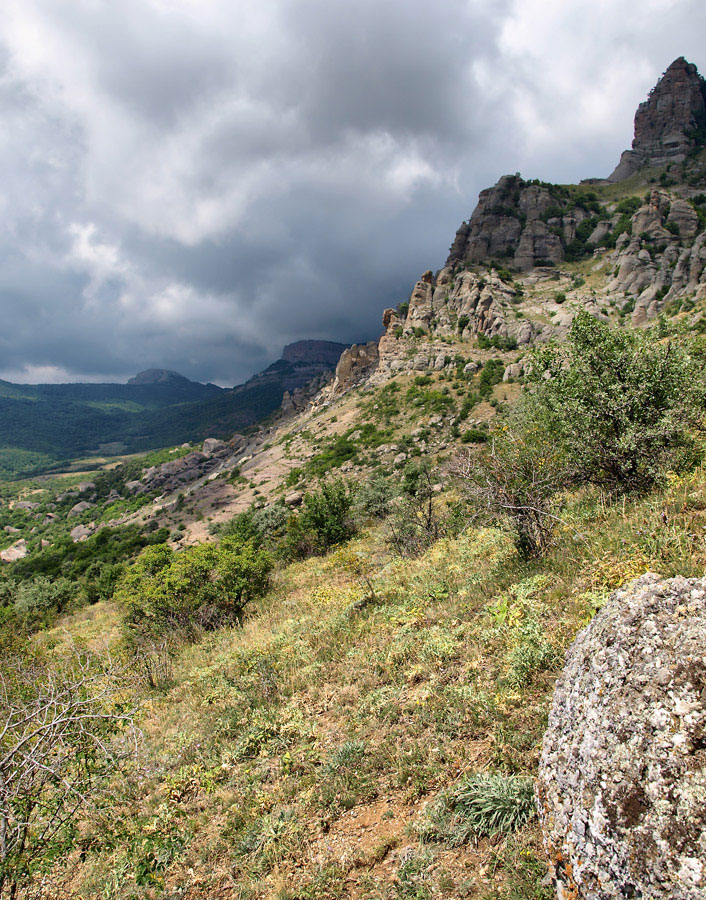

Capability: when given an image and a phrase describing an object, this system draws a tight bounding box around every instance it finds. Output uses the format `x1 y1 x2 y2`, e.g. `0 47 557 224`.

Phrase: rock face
327 342 379 397
609 58 706 181
537 573 706 900
446 174 591 271
604 188 706 319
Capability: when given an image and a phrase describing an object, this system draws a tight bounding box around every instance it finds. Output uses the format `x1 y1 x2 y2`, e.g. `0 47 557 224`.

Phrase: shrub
0 576 75 631
452 409 573 557
461 428 488 444
355 473 394 520
478 358 505 399
417 772 536 845
529 310 704 493
284 480 356 558
0 648 137 898
388 461 444 556
117 538 272 642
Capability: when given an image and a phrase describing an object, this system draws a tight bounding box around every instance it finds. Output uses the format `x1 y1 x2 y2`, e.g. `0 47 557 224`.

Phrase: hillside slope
0 342 349 478
3 57 706 900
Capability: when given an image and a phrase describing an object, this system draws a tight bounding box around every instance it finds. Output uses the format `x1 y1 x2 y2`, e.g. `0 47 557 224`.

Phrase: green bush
355 473 394 520
0 576 75 630
117 538 272 642
284 480 356 558
530 310 704 493
478 358 505 399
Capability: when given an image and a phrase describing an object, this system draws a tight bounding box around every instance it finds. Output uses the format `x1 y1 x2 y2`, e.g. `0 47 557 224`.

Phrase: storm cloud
0 0 704 385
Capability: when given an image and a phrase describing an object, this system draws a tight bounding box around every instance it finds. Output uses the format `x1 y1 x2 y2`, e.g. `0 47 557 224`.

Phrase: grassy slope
34 463 706 900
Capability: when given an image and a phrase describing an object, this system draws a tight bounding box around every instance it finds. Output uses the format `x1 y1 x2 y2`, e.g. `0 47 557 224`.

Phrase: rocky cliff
609 57 706 181
445 174 597 271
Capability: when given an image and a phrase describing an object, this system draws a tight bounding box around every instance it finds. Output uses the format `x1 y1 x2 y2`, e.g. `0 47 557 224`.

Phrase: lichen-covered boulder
537 573 706 900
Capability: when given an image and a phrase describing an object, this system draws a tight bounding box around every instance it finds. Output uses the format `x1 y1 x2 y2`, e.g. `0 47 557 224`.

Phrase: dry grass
26 463 706 900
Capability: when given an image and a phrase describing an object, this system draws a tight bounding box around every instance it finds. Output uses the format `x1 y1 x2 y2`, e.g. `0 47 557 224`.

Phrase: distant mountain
127 368 195 385
0 343 349 478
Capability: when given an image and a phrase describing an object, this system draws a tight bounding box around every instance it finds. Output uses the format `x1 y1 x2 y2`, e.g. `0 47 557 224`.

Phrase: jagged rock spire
608 57 706 181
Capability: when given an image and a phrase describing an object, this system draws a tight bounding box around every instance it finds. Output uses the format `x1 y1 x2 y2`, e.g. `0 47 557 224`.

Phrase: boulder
125 480 143 493
14 501 39 511
3 526 20 534
77 481 96 493
203 438 227 456
68 501 94 517
537 573 706 900
70 524 95 543
284 491 303 507
0 539 27 563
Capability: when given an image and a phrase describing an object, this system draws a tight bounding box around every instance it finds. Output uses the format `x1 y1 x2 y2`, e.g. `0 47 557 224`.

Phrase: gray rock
68 501 94 517
537 573 706 900
14 501 39 511
203 438 226 456
70 523 95 543
284 491 303 507
0 539 27 563
3 526 20 534
608 58 706 181
125 480 143 493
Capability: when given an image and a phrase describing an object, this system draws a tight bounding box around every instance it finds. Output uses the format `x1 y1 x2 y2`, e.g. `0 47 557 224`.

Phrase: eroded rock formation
609 57 706 181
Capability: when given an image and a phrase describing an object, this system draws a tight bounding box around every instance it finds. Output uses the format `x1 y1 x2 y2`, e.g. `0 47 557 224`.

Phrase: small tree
117 537 272 645
529 311 704 493
284 480 356 558
388 460 445 557
0 649 137 898
452 411 573 558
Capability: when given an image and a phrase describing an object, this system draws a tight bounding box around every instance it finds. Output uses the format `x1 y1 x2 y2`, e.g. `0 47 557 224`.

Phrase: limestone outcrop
603 189 706 322
446 174 592 272
609 57 706 181
537 573 706 900
326 342 379 397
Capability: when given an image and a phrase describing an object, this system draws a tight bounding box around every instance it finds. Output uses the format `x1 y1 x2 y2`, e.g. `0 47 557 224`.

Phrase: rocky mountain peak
127 368 189 385
609 56 706 181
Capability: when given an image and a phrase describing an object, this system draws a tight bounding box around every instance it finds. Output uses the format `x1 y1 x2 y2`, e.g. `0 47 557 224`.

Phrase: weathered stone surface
14 501 39 511
609 57 706 181
68 501 94 517
70 524 95 542
327 342 379 397
537 573 706 900
284 491 303 507
0 539 27 563
446 174 589 271
202 438 227 456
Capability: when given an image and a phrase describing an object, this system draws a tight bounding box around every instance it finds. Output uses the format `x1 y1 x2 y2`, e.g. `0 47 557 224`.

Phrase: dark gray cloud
0 0 703 385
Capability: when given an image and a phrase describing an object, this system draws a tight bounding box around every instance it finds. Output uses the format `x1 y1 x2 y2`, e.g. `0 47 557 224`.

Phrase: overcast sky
0 0 704 386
